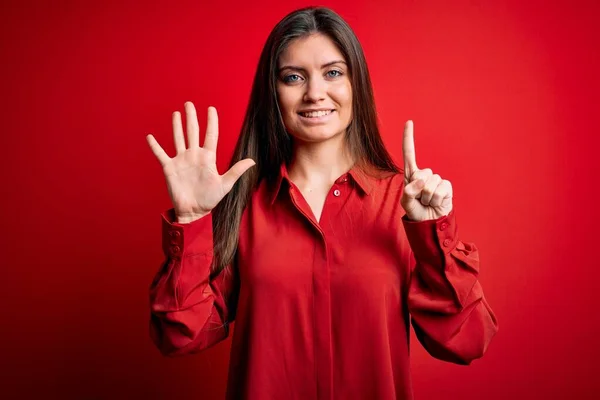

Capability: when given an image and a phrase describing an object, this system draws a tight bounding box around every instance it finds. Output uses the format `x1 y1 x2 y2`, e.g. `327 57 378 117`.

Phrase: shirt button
440 222 448 231
171 245 181 254
170 230 181 238
336 175 348 184
443 239 451 247
333 189 341 197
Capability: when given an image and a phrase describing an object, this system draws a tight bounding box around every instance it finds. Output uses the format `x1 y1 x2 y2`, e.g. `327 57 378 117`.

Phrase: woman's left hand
400 120 453 222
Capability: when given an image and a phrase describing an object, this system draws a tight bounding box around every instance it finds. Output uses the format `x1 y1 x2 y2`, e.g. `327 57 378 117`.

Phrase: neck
288 134 355 190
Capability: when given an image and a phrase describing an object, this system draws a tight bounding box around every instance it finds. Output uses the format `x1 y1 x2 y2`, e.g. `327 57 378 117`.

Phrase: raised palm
146 102 255 223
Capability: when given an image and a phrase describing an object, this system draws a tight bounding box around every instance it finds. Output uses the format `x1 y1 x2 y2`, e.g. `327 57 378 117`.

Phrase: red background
1 0 599 398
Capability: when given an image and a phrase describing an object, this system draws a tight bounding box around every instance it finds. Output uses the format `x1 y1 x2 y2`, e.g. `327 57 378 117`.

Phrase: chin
291 126 345 143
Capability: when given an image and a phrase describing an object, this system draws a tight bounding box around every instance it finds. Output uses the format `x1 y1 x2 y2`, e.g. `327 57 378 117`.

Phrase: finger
172 111 186 154
408 168 432 199
430 180 453 208
146 134 171 167
203 106 219 152
222 158 256 193
403 120 418 177
185 101 200 148
402 178 425 200
419 174 442 206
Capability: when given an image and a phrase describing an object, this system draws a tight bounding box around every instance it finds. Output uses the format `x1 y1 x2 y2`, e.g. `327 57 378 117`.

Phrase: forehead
278 33 345 67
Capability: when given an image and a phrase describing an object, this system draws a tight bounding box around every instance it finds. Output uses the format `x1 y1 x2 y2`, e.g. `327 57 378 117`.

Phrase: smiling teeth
302 110 331 118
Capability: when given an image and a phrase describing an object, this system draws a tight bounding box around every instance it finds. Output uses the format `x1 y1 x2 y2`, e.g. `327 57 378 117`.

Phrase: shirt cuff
161 208 214 259
401 208 458 263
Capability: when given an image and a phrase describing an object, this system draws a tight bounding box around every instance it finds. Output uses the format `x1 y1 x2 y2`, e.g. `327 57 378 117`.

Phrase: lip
298 108 335 113
297 109 335 125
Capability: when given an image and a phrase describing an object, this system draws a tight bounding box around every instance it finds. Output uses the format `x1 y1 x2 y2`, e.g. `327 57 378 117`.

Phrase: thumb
222 158 256 192
402 179 425 200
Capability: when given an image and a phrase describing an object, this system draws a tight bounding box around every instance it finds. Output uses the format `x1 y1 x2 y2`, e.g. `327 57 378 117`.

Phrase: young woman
146 6 498 400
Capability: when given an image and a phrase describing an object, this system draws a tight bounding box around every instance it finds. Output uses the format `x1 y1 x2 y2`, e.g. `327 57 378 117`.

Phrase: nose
303 76 326 103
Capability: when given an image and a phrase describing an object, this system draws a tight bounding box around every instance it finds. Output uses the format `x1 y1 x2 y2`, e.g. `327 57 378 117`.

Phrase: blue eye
327 70 342 78
283 74 302 83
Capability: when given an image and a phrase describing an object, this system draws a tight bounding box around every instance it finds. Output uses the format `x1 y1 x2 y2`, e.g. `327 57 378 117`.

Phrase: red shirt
149 164 498 400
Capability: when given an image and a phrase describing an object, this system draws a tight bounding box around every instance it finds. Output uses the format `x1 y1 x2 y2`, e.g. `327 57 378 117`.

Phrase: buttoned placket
287 174 352 400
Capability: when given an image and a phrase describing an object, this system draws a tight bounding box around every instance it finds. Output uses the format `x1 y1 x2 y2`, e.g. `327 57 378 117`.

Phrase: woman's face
276 33 352 144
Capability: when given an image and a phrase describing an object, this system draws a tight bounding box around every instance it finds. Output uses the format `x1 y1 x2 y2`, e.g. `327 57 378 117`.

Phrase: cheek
331 82 352 110
276 90 296 117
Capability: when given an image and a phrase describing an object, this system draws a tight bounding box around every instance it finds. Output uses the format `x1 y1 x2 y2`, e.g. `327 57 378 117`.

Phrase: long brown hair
210 6 399 276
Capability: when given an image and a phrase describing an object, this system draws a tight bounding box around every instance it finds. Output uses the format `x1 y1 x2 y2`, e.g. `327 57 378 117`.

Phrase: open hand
146 101 255 223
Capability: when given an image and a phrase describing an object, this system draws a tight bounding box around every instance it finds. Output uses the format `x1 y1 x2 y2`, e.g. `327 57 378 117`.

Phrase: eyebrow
278 60 347 72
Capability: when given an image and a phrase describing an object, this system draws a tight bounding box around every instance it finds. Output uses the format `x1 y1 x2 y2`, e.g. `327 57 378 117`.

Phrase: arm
403 208 498 365
149 208 238 357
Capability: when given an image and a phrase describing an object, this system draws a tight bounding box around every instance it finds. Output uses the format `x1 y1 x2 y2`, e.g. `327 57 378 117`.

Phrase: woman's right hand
146 101 256 224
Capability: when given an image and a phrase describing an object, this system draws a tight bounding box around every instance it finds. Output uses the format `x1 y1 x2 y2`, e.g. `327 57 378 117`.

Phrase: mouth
298 109 335 118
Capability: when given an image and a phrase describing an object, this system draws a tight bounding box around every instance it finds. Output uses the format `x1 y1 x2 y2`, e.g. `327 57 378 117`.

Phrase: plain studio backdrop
1 0 599 398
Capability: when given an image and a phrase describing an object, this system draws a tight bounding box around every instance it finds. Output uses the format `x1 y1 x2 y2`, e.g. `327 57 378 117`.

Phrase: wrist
176 211 210 224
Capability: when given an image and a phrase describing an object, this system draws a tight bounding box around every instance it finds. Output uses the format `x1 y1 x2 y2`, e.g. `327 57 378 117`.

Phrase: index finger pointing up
203 106 219 152
403 120 418 176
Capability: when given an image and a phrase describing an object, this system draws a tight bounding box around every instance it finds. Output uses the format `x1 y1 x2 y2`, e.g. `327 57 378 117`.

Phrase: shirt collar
269 162 375 206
